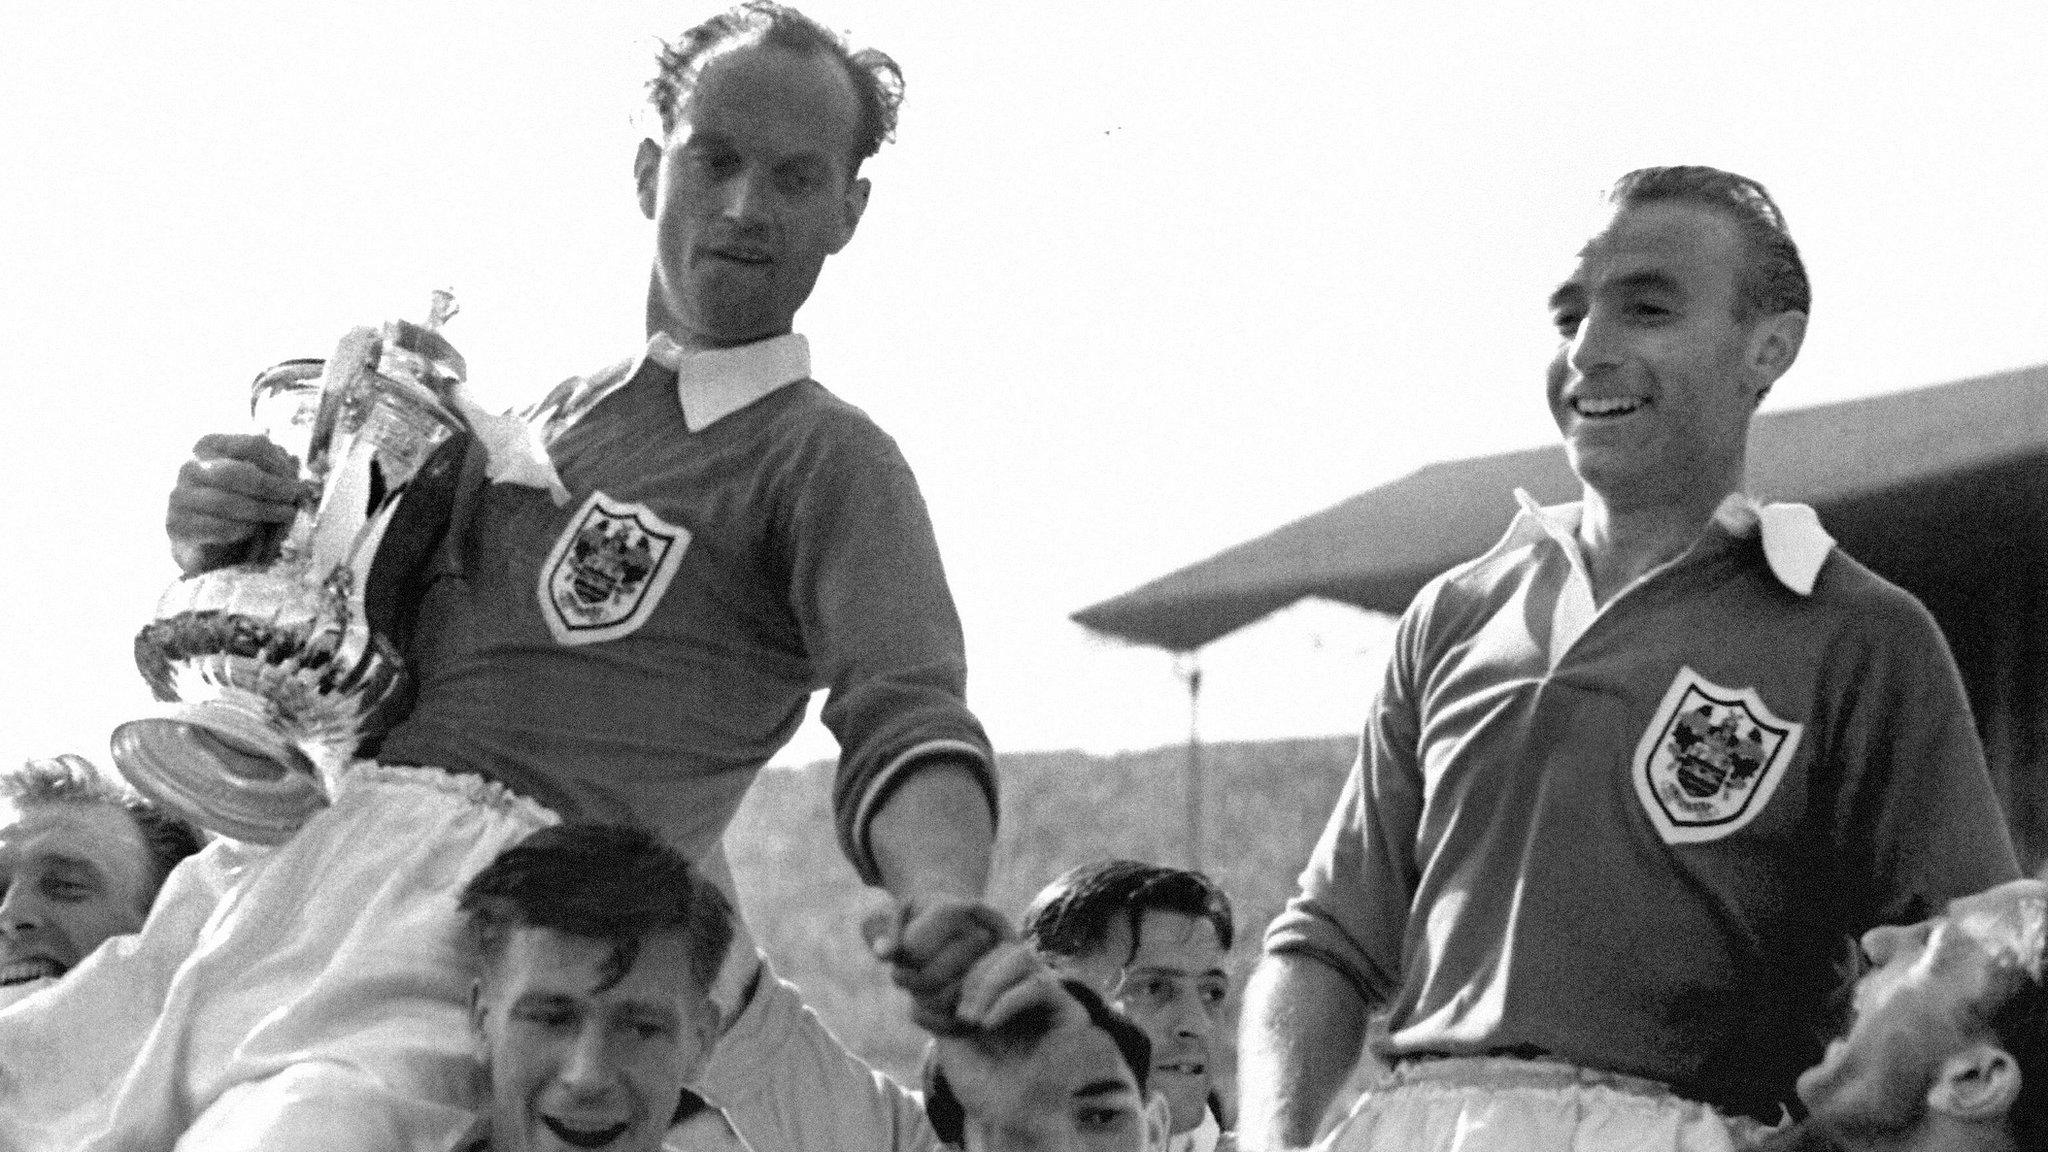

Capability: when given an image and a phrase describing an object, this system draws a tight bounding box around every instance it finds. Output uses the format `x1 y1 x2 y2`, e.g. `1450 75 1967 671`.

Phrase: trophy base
110 706 328 846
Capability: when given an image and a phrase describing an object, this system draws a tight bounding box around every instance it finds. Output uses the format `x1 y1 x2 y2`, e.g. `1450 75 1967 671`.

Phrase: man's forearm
867 757 994 902
1237 951 1371 1152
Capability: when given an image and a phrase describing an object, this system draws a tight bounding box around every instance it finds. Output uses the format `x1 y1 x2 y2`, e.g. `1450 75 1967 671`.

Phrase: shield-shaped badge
1631 666 1802 844
537 491 690 646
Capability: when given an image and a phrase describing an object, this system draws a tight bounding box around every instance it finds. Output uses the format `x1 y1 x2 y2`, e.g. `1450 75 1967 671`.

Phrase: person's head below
460 823 735 1152
635 0 902 351
1022 861 1234 1138
926 977 1170 1152
0 753 202 999
1546 165 1812 519
1796 877 2048 1151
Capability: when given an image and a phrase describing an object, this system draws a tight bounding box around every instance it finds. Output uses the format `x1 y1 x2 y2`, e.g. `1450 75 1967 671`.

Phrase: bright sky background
3 2 2044 772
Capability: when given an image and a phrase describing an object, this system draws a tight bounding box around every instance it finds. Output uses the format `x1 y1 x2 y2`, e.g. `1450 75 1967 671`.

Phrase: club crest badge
1631 666 1802 844
537 491 689 646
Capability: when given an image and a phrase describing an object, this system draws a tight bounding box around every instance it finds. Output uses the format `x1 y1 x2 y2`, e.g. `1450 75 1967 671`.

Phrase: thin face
1544 200 1767 512
636 37 869 349
1797 879 2048 1138
1064 912 1228 1135
473 927 716 1152
0 802 153 990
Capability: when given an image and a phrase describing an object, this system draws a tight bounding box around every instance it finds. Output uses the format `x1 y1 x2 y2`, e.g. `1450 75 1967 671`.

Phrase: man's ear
634 138 662 221
828 175 871 255
1745 310 1807 404
1141 1090 1172 1152
1926 1041 2021 1123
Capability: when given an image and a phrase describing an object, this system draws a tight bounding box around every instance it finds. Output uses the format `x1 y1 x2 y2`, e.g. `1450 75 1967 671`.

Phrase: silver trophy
111 292 469 843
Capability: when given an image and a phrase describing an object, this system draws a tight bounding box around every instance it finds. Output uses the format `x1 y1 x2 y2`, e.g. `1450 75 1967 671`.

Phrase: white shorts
1320 1057 1780 1152
0 762 556 1152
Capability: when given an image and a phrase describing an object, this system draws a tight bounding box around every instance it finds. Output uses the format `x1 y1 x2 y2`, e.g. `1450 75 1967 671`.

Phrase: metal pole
1180 653 1204 873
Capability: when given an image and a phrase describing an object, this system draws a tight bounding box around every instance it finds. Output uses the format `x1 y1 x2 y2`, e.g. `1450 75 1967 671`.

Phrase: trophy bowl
112 302 467 844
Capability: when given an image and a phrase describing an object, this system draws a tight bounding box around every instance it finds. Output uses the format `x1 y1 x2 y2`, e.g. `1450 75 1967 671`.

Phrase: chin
1164 1086 1209 1133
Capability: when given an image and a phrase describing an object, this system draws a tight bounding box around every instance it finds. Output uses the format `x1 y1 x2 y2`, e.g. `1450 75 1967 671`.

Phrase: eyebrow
36 852 107 877
1074 1080 1138 1100
1607 270 1683 295
1548 270 1683 312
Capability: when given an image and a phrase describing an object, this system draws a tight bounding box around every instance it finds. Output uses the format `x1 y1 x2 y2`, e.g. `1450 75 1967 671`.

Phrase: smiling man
1024 862 1235 1152
0 755 200 1009
2 4 1001 1149
459 823 733 1152
1238 167 2020 1151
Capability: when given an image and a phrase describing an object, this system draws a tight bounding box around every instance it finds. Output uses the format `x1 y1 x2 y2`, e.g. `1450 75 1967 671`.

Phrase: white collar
620 331 812 430
1168 1108 1222 1152
1506 489 1835 597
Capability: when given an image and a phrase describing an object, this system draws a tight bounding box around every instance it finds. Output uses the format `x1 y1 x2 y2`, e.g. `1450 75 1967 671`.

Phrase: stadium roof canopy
1073 360 2048 863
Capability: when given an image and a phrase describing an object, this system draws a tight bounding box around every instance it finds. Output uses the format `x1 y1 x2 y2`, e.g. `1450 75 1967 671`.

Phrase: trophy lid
381 320 467 386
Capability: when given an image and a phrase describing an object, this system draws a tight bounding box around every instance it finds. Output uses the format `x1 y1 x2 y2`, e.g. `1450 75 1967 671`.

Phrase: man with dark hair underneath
0 754 202 1010
458 823 735 1152
924 977 1169 1152
2 4 1001 1149
1238 166 2019 1151
1023 861 1235 1152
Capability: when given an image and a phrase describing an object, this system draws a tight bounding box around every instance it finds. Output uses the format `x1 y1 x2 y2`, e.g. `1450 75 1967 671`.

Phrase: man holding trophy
0 5 1001 1150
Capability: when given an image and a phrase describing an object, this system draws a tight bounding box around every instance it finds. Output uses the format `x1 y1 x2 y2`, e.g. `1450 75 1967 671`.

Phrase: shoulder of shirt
1398 507 1549 625
520 357 636 422
1803 540 1944 640
766 380 911 457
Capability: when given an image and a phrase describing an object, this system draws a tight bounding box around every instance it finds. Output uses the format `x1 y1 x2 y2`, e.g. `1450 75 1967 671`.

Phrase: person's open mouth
540 1116 631 1149
0 957 64 987
1571 396 1645 418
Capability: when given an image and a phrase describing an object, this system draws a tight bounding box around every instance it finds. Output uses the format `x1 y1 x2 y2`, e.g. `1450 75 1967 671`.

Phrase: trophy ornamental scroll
110 293 470 844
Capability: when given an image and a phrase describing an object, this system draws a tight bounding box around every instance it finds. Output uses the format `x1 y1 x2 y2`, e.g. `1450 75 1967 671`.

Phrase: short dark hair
0 754 203 899
1024 860 1234 966
1605 165 1812 321
923 978 1154 1148
458 823 734 998
647 1 904 171
1983 973 2048 1149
